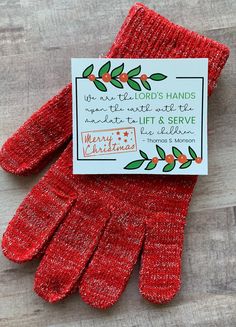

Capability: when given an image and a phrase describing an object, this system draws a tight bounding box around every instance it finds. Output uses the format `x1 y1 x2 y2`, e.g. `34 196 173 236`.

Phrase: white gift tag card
72 58 208 175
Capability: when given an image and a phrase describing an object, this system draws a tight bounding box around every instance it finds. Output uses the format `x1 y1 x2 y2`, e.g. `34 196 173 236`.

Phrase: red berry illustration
152 157 159 164
195 157 202 164
178 154 187 163
102 73 112 82
140 74 148 81
88 74 96 81
119 73 128 82
165 154 174 163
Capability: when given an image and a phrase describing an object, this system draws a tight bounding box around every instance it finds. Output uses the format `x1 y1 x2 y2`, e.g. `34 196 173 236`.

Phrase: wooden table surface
0 1 235 326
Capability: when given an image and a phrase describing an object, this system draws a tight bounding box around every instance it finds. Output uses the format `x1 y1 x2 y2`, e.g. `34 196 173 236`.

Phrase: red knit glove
0 3 229 308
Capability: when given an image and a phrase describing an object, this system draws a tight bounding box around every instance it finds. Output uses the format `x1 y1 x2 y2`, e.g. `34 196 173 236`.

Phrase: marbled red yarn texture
0 3 229 308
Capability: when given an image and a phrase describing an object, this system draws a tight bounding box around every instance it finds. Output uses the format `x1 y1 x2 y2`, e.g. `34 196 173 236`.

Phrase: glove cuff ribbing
107 2 230 95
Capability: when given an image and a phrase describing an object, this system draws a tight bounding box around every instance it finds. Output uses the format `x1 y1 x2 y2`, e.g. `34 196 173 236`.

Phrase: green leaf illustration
188 146 197 159
139 150 148 159
127 79 141 91
93 80 107 92
156 145 166 160
149 73 167 81
172 146 182 158
180 160 192 169
128 65 141 78
82 64 94 78
98 61 111 77
141 80 151 90
145 161 157 170
110 79 123 89
111 63 124 78
124 159 145 170
163 161 176 172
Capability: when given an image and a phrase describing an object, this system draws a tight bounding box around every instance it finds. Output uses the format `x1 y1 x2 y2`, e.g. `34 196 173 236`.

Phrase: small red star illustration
124 139 127 142
116 131 120 135
124 131 129 137
118 137 121 141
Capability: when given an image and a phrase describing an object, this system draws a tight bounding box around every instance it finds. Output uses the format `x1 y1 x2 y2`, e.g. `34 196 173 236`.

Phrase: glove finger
0 83 72 175
79 207 145 309
34 199 110 303
139 212 186 304
2 178 75 263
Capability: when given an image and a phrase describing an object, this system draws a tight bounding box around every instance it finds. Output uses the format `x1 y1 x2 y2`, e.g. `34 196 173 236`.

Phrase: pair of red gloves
0 3 229 308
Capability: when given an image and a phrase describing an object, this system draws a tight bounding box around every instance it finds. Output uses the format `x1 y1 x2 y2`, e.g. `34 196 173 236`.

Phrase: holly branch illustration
81 61 167 92
124 145 202 172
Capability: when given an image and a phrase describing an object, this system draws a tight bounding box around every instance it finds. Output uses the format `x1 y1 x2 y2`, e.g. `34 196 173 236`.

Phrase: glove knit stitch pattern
0 3 229 308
